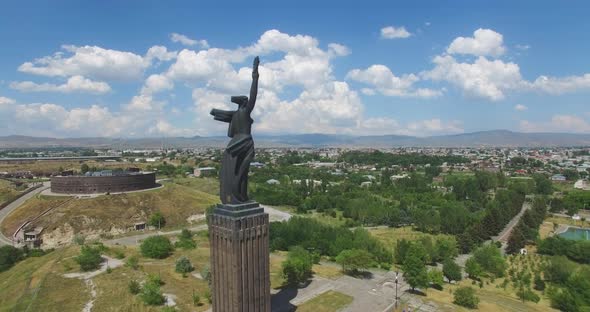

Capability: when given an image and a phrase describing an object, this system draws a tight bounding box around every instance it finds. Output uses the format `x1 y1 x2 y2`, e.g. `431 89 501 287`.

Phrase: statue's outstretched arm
247 56 259 113
210 109 234 123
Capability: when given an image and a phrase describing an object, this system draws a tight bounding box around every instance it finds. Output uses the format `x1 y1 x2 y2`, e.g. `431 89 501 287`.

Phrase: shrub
125 255 139 270
148 212 166 228
0 246 24 272
175 229 197 250
454 286 479 309
192 291 202 306
175 256 194 275
75 245 103 271
140 279 165 306
128 280 141 295
517 288 540 303
443 258 462 282
73 234 86 245
205 289 212 303
201 265 211 285
140 236 174 259
428 269 444 290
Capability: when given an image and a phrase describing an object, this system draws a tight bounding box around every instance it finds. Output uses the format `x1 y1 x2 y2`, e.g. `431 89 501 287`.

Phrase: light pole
395 271 399 308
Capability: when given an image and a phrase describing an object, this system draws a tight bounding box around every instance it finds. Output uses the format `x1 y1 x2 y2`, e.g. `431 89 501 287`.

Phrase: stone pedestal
209 202 270 312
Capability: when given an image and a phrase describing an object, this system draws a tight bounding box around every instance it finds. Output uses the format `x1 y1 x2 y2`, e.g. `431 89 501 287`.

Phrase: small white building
266 179 280 185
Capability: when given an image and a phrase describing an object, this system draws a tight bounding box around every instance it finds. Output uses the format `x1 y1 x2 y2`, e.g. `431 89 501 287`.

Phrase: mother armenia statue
210 56 259 205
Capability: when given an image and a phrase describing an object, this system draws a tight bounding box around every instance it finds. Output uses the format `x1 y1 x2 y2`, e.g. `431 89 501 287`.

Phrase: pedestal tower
208 56 270 311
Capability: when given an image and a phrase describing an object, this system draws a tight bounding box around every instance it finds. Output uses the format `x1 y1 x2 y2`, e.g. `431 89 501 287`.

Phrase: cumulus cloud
447 28 506 57
514 104 527 111
0 96 15 106
380 26 412 39
423 55 523 101
10 75 111 94
145 46 177 63
170 33 209 48
528 74 590 94
347 64 442 98
520 115 590 133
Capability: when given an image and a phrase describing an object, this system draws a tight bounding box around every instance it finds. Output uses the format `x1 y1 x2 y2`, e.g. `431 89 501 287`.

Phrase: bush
517 288 540 303
175 256 194 274
443 258 462 282
454 286 479 309
428 269 444 290
205 289 212 303
148 212 166 228
140 236 174 259
75 245 103 271
201 265 211 285
282 246 313 286
140 279 166 306
128 280 141 294
73 234 86 245
175 229 197 250
192 291 202 306
0 246 24 272
126 255 139 270
465 257 483 280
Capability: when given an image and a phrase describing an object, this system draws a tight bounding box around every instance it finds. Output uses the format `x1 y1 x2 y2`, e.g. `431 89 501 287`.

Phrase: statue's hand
252 56 260 79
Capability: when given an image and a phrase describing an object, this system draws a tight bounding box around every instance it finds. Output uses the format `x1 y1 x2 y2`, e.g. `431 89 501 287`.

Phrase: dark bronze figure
210 56 259 204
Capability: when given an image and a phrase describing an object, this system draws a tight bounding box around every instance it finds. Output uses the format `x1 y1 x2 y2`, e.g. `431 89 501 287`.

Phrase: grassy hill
1 179 219 246
0 179 24 206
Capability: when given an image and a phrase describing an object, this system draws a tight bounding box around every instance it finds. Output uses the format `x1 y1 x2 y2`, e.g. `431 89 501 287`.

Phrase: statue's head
231 95 248 107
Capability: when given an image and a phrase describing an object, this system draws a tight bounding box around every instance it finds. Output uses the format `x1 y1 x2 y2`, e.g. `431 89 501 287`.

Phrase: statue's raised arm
246 56 259 113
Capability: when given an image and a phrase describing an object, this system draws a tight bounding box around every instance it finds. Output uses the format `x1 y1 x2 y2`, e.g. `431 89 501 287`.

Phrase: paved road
105 205 292 246
0 182 50 246
493 195 533 243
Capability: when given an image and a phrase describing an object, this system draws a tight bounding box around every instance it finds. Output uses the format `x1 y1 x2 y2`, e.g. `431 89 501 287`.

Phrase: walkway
493 195 533 243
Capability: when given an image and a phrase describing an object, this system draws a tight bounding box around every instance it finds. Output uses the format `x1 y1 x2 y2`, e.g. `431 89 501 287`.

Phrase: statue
210 56 259 204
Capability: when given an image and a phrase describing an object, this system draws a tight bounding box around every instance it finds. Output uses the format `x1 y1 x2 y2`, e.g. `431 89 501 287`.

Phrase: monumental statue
211 56 259 204
208 56 271 312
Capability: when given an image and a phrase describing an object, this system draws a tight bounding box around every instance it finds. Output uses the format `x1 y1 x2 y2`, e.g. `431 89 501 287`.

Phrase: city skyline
1 0 590 138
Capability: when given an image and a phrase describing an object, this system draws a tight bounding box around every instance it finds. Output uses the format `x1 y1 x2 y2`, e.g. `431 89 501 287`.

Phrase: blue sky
1 0 589 138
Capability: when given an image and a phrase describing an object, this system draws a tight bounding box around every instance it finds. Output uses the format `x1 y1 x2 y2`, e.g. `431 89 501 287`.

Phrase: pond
558 227 590 241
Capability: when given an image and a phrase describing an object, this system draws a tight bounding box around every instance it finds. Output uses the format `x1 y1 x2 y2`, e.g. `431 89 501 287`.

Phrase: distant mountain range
2 130 590 149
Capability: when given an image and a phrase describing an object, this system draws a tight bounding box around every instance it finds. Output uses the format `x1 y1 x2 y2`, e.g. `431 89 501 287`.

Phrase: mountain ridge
2 130 590 148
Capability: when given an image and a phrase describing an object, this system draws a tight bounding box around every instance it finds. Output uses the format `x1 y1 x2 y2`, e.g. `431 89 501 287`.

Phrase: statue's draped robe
211 108 254 204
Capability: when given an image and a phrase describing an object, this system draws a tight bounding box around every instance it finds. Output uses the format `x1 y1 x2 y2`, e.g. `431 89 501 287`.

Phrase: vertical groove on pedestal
210 208 270 312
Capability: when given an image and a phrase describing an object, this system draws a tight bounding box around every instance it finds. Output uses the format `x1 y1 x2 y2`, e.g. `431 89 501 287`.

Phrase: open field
368 226 453 251
1 180 219 245
168 177 219 196
296 290 353 312
0 160 157 175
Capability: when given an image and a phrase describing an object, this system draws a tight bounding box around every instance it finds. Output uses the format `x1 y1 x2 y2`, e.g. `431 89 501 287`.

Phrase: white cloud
380 26 412 39
514 104 528 111
520 115 590 133
10 75 111 94
18 45 150 81
423 55 523 101
328 43 351 56
528 74 590 94
515 44 530 51
347 64 442 98
141 74 173 95
148 119 192 136
358 117 463 136
0 96 15 106
406 119 463 136
447 28 506 57
170 33 209 48
145 46 177 63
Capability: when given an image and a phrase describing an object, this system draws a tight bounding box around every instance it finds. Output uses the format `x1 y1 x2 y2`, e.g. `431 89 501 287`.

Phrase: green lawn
297 290 353 312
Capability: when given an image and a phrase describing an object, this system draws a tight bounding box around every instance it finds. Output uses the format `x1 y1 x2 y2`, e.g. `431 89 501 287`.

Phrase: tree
533 174 553 195
443 258 462 282
533 273 545 291
454 286 479 309
75 245 103 271
465 257 483 280
175 256 194 275
336 249 374 274
80 163 90 174
0 246 24 272
394 239 411 265
403 245 429 291
140 235 174 259
434 237 459 262
282 246 313 285
148 212 166 229
428 269 444 290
